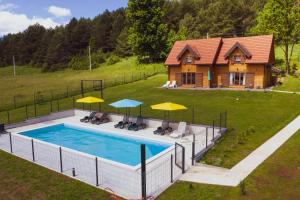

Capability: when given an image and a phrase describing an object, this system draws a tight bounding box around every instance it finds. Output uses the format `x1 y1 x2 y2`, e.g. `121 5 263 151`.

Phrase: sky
0 0 128 36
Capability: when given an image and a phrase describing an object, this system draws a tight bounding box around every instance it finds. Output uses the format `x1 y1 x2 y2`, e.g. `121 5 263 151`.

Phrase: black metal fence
2 132 185 199
0 68 163 112
191 111 227 165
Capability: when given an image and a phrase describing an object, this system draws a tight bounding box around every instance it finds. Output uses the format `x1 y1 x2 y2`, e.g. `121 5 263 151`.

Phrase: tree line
0 0 268 71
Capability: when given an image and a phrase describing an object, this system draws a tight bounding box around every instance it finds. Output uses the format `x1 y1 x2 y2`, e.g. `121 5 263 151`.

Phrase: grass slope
1 74 300 168
0 151 111 200
158 130 300 200
0 57 165 110
275 43 300 66
273 75 300 92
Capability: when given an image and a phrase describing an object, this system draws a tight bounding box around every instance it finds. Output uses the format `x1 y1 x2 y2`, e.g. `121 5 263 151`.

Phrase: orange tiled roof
165 37 222 65
165 35 274 65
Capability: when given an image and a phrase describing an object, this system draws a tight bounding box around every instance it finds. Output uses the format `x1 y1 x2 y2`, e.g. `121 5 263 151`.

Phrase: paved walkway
180 115 300 186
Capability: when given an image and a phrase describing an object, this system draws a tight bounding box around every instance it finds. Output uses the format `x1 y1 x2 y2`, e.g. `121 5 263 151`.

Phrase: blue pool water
19 124 171 166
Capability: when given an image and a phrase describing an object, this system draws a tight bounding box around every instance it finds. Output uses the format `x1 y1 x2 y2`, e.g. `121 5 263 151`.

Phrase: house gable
176 44 200 61
224 42 252 59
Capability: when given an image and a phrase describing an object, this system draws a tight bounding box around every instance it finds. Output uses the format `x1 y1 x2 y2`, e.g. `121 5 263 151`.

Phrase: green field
273 75 300 92
275 43 300 67
158 130 300 200
2 74 300 168
1 55 300 199
1 70 300 199
0 57 165 111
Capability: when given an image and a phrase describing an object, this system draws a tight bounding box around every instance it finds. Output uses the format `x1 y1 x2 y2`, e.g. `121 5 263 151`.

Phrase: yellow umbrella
76 96 104 103
76 96 104 112
151 102 187 111
151 102 187 119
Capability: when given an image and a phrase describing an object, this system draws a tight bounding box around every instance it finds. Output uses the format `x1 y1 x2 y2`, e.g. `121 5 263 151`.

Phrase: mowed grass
1 75 300 199
1 74 300 168
273 75 300 92
0 151 111 200
0 57 165 111
275 43 300 67
158 130 300 200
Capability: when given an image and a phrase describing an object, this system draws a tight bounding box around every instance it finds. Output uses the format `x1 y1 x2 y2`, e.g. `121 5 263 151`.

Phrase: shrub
68 50 105 70
106 55 121 65
239 181 247 196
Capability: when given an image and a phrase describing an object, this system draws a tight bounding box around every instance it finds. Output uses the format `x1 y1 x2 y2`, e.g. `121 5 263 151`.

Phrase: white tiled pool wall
0 133 183 199
0 110 225 199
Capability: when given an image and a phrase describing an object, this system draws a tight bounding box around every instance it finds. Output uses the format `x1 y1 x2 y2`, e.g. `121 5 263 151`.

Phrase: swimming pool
19 124 172 166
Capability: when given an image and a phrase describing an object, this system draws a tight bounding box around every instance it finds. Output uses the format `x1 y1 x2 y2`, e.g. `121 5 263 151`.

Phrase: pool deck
0 110 224 199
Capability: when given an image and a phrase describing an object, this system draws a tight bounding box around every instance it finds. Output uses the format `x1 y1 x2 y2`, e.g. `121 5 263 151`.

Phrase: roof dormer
224 42 252 59
176 44 200 61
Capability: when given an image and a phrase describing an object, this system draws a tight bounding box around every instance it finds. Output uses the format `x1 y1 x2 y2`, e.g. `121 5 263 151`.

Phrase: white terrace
0 109 225 199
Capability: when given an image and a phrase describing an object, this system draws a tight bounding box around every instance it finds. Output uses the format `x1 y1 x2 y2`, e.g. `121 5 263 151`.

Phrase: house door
175 73 182 86
245 73 254 88
195 73 203 87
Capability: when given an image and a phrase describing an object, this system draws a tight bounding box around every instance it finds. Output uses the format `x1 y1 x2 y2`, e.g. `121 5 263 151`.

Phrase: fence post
34 102 37 117
141 144 146 200
182 147 185 174
57 100 60 112
9 133 13 153
213 120 215 138
225 111 227 128
95 157 99 186
7 111 10 124
100 80 104 99
219 113 222 132
31 139 35 162
66 87 69 98
25 105 28 119
192 134 195 166
59 147 63 173
13 96 16 109
206 127 208 148
72 97 75 109
171 154 173 183
192 105 195 124
50 100 53 112
72 168 76 177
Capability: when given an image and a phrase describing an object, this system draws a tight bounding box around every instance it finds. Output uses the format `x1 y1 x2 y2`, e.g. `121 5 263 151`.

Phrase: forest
0 0 268 71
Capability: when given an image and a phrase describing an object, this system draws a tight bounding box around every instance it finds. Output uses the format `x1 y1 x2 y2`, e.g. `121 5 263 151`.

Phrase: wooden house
165 35 275 89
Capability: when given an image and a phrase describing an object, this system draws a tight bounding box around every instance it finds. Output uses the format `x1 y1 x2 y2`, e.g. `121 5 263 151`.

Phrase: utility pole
89 45 92 71
13 55 16 76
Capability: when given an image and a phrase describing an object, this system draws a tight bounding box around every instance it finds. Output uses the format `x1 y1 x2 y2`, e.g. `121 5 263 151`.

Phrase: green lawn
1 74 300 168
0 151 111 200
273 75 300 92
0 57 165 111
158 130 300 200
275 43 300 67
1 73 300 199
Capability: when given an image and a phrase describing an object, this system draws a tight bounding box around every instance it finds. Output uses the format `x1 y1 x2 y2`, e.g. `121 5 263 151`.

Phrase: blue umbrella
110 99 143 116
109 99 143 108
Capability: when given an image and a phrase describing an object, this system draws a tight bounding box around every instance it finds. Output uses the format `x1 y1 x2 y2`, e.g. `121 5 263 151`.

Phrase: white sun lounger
168 80 177 88
162 81 171 88
170 122 188 138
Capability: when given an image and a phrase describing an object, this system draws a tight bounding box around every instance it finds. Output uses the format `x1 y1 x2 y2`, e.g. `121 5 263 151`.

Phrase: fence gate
175 142 185 173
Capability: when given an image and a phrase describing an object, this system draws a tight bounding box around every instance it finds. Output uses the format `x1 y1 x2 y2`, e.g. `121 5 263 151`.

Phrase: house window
185 56 193 64
230 73 246 86
182 73 195 84
234 55 242 63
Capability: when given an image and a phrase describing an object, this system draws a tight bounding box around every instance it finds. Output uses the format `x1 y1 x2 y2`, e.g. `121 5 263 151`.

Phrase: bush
106 55 121 65
68 50 106 70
